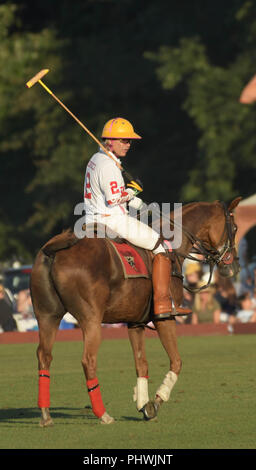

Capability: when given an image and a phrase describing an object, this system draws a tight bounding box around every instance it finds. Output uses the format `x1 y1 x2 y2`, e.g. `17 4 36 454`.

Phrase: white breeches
93 213 165 254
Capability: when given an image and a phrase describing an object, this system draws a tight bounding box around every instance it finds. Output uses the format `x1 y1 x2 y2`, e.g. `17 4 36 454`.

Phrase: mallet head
26 69 49 88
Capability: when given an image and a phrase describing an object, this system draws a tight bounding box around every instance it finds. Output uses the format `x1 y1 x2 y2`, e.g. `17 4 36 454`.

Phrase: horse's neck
178 202 214 257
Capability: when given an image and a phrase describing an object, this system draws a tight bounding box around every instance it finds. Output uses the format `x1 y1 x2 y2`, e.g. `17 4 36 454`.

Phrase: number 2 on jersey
110 181 120 195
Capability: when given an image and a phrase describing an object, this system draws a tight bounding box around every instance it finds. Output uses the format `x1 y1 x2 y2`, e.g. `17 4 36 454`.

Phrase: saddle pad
109 241 150 279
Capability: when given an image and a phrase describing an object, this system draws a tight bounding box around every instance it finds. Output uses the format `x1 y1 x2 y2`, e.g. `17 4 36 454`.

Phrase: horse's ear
228 197 242 212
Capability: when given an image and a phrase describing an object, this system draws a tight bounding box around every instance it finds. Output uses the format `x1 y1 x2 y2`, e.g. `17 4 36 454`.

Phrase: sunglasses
116 139 132 145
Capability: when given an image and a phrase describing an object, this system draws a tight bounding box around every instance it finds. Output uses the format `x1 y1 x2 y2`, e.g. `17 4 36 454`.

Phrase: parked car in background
2 265 32 297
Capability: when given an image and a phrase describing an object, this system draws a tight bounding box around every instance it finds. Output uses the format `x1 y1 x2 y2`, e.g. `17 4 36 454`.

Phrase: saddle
81 222 183 281
81 222 156 327
82 223 153 279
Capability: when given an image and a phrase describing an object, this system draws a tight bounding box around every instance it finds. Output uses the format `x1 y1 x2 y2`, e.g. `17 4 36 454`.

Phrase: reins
156 201 236 293
130 201 237 330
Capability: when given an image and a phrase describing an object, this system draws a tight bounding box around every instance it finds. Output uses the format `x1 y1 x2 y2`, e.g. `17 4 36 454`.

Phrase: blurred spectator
13 288 38 331
175 288 194 325
0 284 17 332
237 238 253 295
178 261 219 325
238 237 249 274
214 272 238 324
16 289 33 316
177 262 203 325
191 281 221 324
236 292 256 323
184 262 202 290
251 288 256 309
3 286 15 310
248 255 256 286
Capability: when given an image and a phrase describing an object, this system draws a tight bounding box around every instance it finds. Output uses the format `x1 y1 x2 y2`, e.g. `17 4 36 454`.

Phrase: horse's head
204 197 242 279
167 197 242 298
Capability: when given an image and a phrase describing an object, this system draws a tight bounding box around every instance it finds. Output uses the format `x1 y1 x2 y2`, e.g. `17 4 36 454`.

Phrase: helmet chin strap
104 139 121 160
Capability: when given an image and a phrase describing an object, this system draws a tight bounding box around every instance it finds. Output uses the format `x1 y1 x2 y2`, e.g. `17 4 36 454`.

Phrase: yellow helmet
101 117 141 139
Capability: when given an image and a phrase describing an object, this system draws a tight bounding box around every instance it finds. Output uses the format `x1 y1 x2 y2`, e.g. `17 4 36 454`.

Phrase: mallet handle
51 93 123 169
26 70 143 191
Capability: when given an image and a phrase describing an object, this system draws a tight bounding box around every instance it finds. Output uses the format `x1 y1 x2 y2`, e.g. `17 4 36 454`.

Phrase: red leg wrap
87 377 106 418
38 369 50 408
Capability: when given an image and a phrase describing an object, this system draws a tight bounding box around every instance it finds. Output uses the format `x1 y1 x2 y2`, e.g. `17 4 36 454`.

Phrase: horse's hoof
140 401 158 421
39 418 54 427
100 412 115 424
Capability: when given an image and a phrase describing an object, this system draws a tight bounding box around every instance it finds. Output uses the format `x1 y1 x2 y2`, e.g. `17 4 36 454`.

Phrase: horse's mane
182 200 219 214
169 201 220 230
180 201 221 226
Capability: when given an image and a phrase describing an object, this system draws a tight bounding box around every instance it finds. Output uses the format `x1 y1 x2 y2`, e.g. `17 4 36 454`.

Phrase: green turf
0 335 255 449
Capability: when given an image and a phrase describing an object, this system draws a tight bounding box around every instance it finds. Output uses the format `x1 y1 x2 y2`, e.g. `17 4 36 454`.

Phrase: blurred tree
147 1 256 201
1 0 256 262
0 3 65 260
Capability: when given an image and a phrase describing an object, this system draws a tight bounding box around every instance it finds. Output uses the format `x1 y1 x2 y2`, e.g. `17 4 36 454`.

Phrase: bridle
170 201 239 293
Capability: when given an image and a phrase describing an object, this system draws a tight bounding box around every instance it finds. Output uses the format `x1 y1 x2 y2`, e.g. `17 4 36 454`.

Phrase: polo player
83 117 191 320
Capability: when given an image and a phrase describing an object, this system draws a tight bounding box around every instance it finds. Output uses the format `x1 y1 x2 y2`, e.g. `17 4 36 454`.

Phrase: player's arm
99 165 134 207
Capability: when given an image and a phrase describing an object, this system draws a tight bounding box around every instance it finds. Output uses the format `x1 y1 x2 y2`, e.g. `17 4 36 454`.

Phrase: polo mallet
26 69 143 193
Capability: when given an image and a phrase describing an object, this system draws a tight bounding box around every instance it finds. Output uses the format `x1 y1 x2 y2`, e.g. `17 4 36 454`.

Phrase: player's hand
127 180 143 196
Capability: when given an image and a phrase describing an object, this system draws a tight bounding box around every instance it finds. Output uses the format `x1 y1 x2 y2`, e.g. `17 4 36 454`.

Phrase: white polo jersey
84 148 129 221
83 148 164 253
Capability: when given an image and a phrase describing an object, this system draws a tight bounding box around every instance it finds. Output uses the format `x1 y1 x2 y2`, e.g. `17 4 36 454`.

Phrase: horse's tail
30 232 75 320
42 229 79 257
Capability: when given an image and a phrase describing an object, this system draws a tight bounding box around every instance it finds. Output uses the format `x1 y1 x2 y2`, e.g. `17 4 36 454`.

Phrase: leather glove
127 181 143 197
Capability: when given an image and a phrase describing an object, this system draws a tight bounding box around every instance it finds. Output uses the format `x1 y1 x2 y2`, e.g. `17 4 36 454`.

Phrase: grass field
0 334 255 450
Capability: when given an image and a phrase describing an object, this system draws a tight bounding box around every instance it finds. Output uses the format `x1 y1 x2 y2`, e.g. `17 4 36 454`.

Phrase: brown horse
30 197 241 426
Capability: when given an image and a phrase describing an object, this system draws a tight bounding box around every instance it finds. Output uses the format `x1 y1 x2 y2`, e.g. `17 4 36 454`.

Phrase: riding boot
152 253 192 320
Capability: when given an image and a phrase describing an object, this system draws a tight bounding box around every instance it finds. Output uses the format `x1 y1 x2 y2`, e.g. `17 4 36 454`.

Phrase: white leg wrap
133 377 149 411
155 371 178 402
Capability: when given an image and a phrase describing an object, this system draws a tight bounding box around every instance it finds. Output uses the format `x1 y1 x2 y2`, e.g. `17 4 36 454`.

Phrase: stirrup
152 312 174 321
173 306 192 316
152 305 192 321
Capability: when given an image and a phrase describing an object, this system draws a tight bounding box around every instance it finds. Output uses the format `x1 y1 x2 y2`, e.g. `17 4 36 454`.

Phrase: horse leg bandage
38 369 50 408
87 378 106 418
155 371 178 402
133 377 149 411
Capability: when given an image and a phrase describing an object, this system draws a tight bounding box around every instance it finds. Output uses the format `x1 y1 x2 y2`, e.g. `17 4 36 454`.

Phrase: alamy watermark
74 202 183 249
